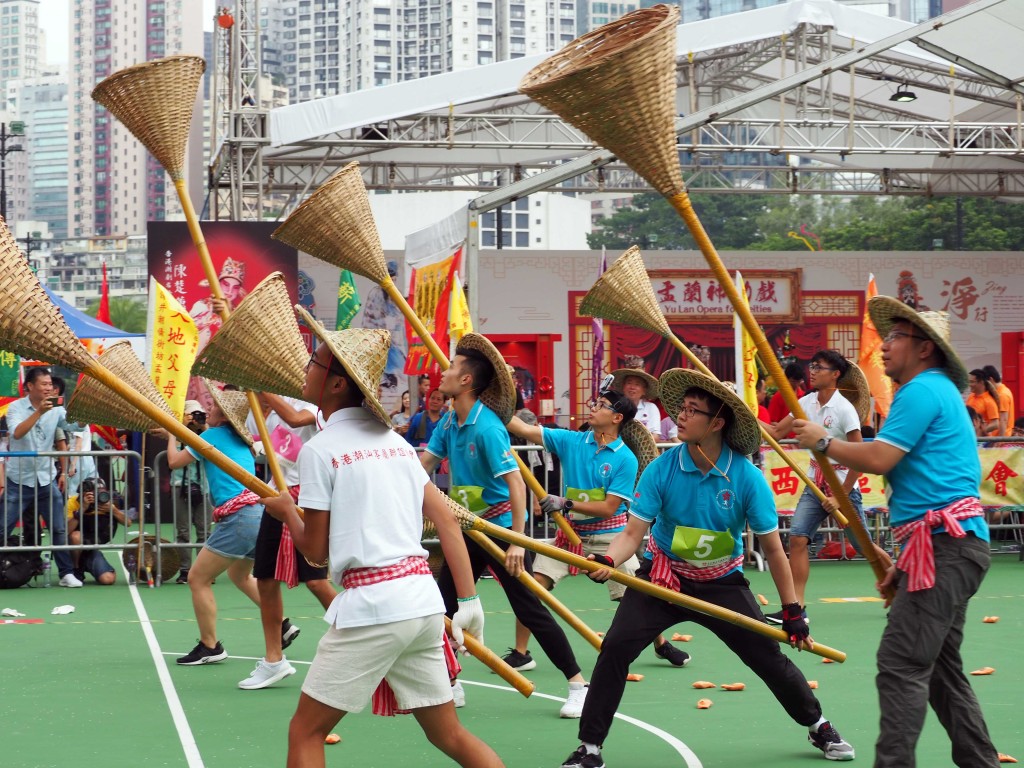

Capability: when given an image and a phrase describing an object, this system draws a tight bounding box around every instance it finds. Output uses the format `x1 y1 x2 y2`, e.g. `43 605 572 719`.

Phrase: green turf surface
2 555 1021 767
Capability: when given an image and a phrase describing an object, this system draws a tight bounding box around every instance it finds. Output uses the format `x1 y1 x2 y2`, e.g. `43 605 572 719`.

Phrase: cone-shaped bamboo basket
579 246 671 337
272 162 390 284
192 272 307 398
91 55 205 181
441 494 845 662
619 419 660 485
67 342 175 431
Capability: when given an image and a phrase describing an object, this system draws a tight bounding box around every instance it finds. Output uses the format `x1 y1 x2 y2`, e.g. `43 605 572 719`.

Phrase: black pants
579 560 821 745
437 532 581 680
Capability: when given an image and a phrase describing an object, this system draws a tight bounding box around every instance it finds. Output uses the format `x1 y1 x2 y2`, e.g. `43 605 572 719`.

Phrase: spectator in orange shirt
966 370 1000 436
982 365 1015 436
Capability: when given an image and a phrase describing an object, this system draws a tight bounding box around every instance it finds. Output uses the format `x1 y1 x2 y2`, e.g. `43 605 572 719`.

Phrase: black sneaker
808 721 855 761
282 618 300 650
175 570 189 585
177 640 228 666
654 641 691 667
561 745 605 768
500 648 537 671
765 607 809 625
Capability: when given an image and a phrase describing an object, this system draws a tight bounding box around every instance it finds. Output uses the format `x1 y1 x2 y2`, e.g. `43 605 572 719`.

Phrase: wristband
456 595 479 603
591 554 615 568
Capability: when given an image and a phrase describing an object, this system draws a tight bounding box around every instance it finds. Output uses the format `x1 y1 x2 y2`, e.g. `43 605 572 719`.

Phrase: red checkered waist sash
647 536 745 589
341 555 432 591
213 490 261 523
892 497 983 592
478 500 512 521
809 458 851 497
555 512 628 575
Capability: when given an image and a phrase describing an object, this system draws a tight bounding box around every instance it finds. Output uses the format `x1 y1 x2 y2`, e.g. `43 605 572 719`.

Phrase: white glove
450 595 484 652
252 441 266 456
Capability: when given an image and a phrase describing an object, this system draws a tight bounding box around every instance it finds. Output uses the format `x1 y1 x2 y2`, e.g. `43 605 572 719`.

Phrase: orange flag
859 273 892 420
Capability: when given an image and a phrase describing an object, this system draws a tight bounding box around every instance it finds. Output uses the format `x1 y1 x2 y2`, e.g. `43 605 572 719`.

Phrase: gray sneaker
809 721 855 761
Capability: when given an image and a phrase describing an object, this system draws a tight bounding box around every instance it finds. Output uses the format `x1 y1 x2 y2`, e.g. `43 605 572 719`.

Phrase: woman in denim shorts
155 383 263 666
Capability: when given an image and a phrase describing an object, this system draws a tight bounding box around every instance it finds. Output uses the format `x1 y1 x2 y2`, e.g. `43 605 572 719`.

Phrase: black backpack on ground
0 538 44 589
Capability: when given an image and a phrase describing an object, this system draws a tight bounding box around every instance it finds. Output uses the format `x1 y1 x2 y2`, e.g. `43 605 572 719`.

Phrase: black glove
781 602 809 645
585 554 615 582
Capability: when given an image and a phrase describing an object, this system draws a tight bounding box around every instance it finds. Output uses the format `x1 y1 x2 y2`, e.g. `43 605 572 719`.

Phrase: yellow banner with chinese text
147 277 198 420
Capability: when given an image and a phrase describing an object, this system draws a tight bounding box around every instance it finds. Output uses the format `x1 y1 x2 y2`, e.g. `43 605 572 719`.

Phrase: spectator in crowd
655 399 680 443
417 373 431 412
390 390 414 435
67 477 127 585
966 369 1000 437
767 362 807 435
982 364 1015 436
169 400 214 585
4 367 83 588
611 367 662 437
755 375 771 423
1013 416 1024 437
406 389 446 448
966 406 984 438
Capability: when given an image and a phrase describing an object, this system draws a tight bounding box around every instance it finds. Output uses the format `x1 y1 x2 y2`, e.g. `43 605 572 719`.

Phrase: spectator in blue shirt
4 367 83 588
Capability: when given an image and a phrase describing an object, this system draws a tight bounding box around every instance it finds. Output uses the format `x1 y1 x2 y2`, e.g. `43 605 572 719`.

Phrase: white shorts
302 613 452 713
532 531 638 601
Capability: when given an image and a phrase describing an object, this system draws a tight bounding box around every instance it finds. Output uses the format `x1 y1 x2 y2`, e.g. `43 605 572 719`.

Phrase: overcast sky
40 0 214 66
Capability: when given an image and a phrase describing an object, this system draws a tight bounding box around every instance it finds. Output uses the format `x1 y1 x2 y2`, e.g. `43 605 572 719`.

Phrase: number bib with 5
669 526 736 569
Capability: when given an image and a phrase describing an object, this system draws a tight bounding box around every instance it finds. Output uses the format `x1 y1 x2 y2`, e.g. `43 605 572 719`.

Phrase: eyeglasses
883 330 929 344
808 363 834 373
306 353 344 377
587 400 616 412
678 405 714 420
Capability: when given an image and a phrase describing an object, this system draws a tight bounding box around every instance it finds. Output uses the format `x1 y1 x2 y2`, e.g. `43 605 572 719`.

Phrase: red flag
96 261 111 324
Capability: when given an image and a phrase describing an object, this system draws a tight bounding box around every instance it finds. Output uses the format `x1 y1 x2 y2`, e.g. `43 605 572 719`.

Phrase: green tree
86 296 148 333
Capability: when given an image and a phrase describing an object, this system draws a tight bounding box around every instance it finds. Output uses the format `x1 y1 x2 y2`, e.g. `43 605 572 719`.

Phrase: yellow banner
979 446 1024 506
147 277 198 420
449 270 473 342
734 271 759 414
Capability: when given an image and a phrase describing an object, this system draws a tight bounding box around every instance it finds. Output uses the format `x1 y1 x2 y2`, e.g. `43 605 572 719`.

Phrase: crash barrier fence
3 439 1020 587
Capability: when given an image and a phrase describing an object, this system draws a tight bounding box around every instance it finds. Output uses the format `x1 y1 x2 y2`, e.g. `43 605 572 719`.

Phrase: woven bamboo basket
0 218 95 371
579 247 671 338
91 56 205 181
272 162 390 284
122 534 181 582
619 419 660 485
839 359 872 424
67 342 175 431
204 380 255 447
519 5 683 198
192 272 307 399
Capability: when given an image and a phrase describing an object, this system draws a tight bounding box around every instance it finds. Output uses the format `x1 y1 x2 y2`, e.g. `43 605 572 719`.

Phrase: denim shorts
80 549 115 580
790 485 866 554
203 503 262 560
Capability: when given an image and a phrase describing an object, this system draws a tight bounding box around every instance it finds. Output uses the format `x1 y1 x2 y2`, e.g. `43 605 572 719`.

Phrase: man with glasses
560 369 853 768
795 301 999 767
765 350 864 625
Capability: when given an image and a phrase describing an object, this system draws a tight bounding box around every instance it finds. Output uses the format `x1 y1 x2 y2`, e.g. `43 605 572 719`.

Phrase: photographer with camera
67 477 127 585
169 400 214 585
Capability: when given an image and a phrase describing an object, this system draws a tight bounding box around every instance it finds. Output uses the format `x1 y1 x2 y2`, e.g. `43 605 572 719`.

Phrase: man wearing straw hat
562 368 855 767
794 300 999 768
611 365 663 439
259 318 501 768
422 334 591 718
765 350 868 625
154 383 262 666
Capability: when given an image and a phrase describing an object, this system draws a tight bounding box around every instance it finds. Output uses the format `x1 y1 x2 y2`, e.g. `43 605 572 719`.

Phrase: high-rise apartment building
6 67 68 237
67 0 205 237
0 0 40 89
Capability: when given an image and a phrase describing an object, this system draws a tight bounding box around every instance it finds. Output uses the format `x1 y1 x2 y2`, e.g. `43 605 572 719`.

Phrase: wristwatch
563 498 574 512
815 436 833 454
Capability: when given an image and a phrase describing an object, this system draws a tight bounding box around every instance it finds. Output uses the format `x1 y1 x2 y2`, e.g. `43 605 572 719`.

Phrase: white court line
124 564 205 768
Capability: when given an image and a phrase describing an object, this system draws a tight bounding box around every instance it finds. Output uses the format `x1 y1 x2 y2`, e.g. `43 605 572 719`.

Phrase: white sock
266 657 286 667
568 681 588 691
810 716 828 731
583 743 600 755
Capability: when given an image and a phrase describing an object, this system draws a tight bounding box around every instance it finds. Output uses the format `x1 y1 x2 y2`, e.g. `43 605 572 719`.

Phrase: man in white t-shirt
767 350 865 624
261 316 502 768
239 392 338 691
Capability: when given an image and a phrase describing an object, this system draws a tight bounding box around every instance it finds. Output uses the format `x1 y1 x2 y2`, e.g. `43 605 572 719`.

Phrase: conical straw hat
272 162 390 284
91 55 205 180
294 305 392 426
659 368 762 456
66 342 176 431
454 334 518 424
203 379 255 447
867 296 969 392
0 217 94 371
839 359 871 424
191 272 307 398
619 419 659 486
579 246 671 338
520 5 684 199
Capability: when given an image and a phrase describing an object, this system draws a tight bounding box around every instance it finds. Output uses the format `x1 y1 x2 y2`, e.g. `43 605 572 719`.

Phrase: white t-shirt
794 390 861 483
298 407 443 629
634 400 663 436
246 397 318 488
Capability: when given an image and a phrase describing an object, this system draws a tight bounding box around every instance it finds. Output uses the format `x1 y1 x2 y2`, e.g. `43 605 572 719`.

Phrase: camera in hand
97 490 112 505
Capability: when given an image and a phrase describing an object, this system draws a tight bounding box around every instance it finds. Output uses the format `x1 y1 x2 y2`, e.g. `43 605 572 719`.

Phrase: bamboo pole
443 617 534 697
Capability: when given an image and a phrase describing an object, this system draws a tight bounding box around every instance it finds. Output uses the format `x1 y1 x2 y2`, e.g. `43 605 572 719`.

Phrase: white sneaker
452 680 466 708
559 682 588 718
238 658 297 690
59 573 84 588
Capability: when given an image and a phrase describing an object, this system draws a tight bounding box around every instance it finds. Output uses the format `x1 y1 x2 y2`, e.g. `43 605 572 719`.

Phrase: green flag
336 269 361 330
